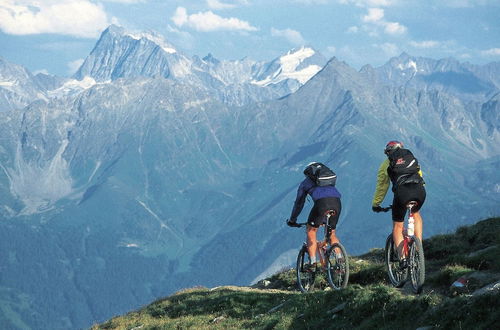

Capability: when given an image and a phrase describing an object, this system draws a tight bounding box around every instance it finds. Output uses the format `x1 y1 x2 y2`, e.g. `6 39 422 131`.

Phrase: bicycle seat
406 201 418 209
324 210 336 217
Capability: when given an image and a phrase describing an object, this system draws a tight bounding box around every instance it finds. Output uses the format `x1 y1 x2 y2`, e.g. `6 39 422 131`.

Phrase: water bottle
408 216 415 236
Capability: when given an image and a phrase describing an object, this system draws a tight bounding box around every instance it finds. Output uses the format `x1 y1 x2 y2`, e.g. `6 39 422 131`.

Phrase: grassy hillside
92 217 500 329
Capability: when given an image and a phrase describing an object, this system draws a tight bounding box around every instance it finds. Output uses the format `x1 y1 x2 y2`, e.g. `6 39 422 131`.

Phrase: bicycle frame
297 210 336 266
383 200 425 293
401 201 418 259
294 210 349 291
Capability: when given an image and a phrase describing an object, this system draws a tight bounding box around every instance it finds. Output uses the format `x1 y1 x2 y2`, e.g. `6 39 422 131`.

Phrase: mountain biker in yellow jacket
372 141 426 264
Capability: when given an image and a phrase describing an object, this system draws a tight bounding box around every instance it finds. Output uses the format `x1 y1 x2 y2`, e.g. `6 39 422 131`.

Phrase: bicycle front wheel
296 245 315 292
326 243 349 289
385 234 407 288
409 236 425 294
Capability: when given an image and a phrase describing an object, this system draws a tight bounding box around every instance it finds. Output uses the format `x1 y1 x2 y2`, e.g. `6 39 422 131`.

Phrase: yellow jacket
372 159 423 207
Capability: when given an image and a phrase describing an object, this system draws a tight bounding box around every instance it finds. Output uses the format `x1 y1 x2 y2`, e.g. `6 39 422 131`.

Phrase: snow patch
48 76 99 97
184 98 210 109
397 60 417 72
0 81 15 87
127 32 177 54
126 243 139 248
252 47 321 86
280 47 316 73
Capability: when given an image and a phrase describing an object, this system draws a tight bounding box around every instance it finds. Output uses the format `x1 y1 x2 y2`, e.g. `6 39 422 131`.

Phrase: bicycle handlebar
285 219 308 228
380 205 392 212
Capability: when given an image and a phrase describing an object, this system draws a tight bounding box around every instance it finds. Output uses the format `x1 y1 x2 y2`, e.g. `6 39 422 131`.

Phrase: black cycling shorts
308 197 341 229
392 183 426 222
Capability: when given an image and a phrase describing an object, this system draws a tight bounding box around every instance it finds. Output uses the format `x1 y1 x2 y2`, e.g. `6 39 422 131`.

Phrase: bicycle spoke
326 243 349 290
385 234 407 288
409 237 425 294
296 246 315 292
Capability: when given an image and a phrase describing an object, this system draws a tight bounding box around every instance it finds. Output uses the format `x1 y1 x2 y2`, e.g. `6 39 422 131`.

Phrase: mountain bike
381 201 425 294
290 210 349 292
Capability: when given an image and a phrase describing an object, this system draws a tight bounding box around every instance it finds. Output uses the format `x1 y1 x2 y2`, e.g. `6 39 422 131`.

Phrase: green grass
427 264 475 286
425 217 500 271
92 218 500 330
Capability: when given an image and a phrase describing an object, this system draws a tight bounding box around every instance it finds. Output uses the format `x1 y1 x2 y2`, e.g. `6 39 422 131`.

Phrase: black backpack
387 148 423 187
303 162 337 186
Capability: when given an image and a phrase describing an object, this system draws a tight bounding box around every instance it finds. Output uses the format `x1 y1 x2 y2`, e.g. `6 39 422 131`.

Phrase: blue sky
1 0 499 77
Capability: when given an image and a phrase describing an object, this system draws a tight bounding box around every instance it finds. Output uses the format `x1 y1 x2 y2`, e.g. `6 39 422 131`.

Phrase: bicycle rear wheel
296 245 315 292
409 236 425 294
385 234 407 288
326 243 349 289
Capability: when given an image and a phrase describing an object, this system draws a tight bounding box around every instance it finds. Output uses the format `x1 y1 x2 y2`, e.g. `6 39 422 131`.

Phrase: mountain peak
126 30 177 54
202 53 220 65
103 24 125 36
252 46 326 88
74 25 185 81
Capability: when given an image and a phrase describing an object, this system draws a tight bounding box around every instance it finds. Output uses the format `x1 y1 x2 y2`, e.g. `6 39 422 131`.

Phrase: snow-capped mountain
252 46 326 86
74 25 325 101
0 57 65 111
0 26 499 330
75 25 191 82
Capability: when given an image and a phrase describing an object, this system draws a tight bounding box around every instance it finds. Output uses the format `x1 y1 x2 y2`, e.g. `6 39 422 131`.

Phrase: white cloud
0 0 110 38
384 21 406 35
67 58 84 74
409 40 440 49
361 7 406 35
481 48 500 56
363 8 384 23
293 0 329 4
271 28 306 46
101 0 145 3
340 0 395 7
172 7 257 32
347 26 359 33
206 0 237 9
441 0 495 8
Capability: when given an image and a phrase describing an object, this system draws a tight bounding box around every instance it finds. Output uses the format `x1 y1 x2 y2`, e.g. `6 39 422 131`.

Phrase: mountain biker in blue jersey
287 162 342 269
372 140 426 266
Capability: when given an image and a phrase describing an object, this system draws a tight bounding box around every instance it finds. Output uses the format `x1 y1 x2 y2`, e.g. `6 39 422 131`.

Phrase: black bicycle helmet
303 162 320 177
384 140 404 155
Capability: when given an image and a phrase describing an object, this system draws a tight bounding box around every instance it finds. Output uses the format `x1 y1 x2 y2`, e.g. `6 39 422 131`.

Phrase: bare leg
329 229 340 245
307 225 318 263
413 211 423 242
393 221 405 259
329 229 341 255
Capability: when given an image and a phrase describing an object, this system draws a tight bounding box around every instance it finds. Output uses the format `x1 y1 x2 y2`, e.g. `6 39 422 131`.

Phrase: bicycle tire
296 245 315 292
409 236 425 294
326 243 349 289
384 234 407 288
